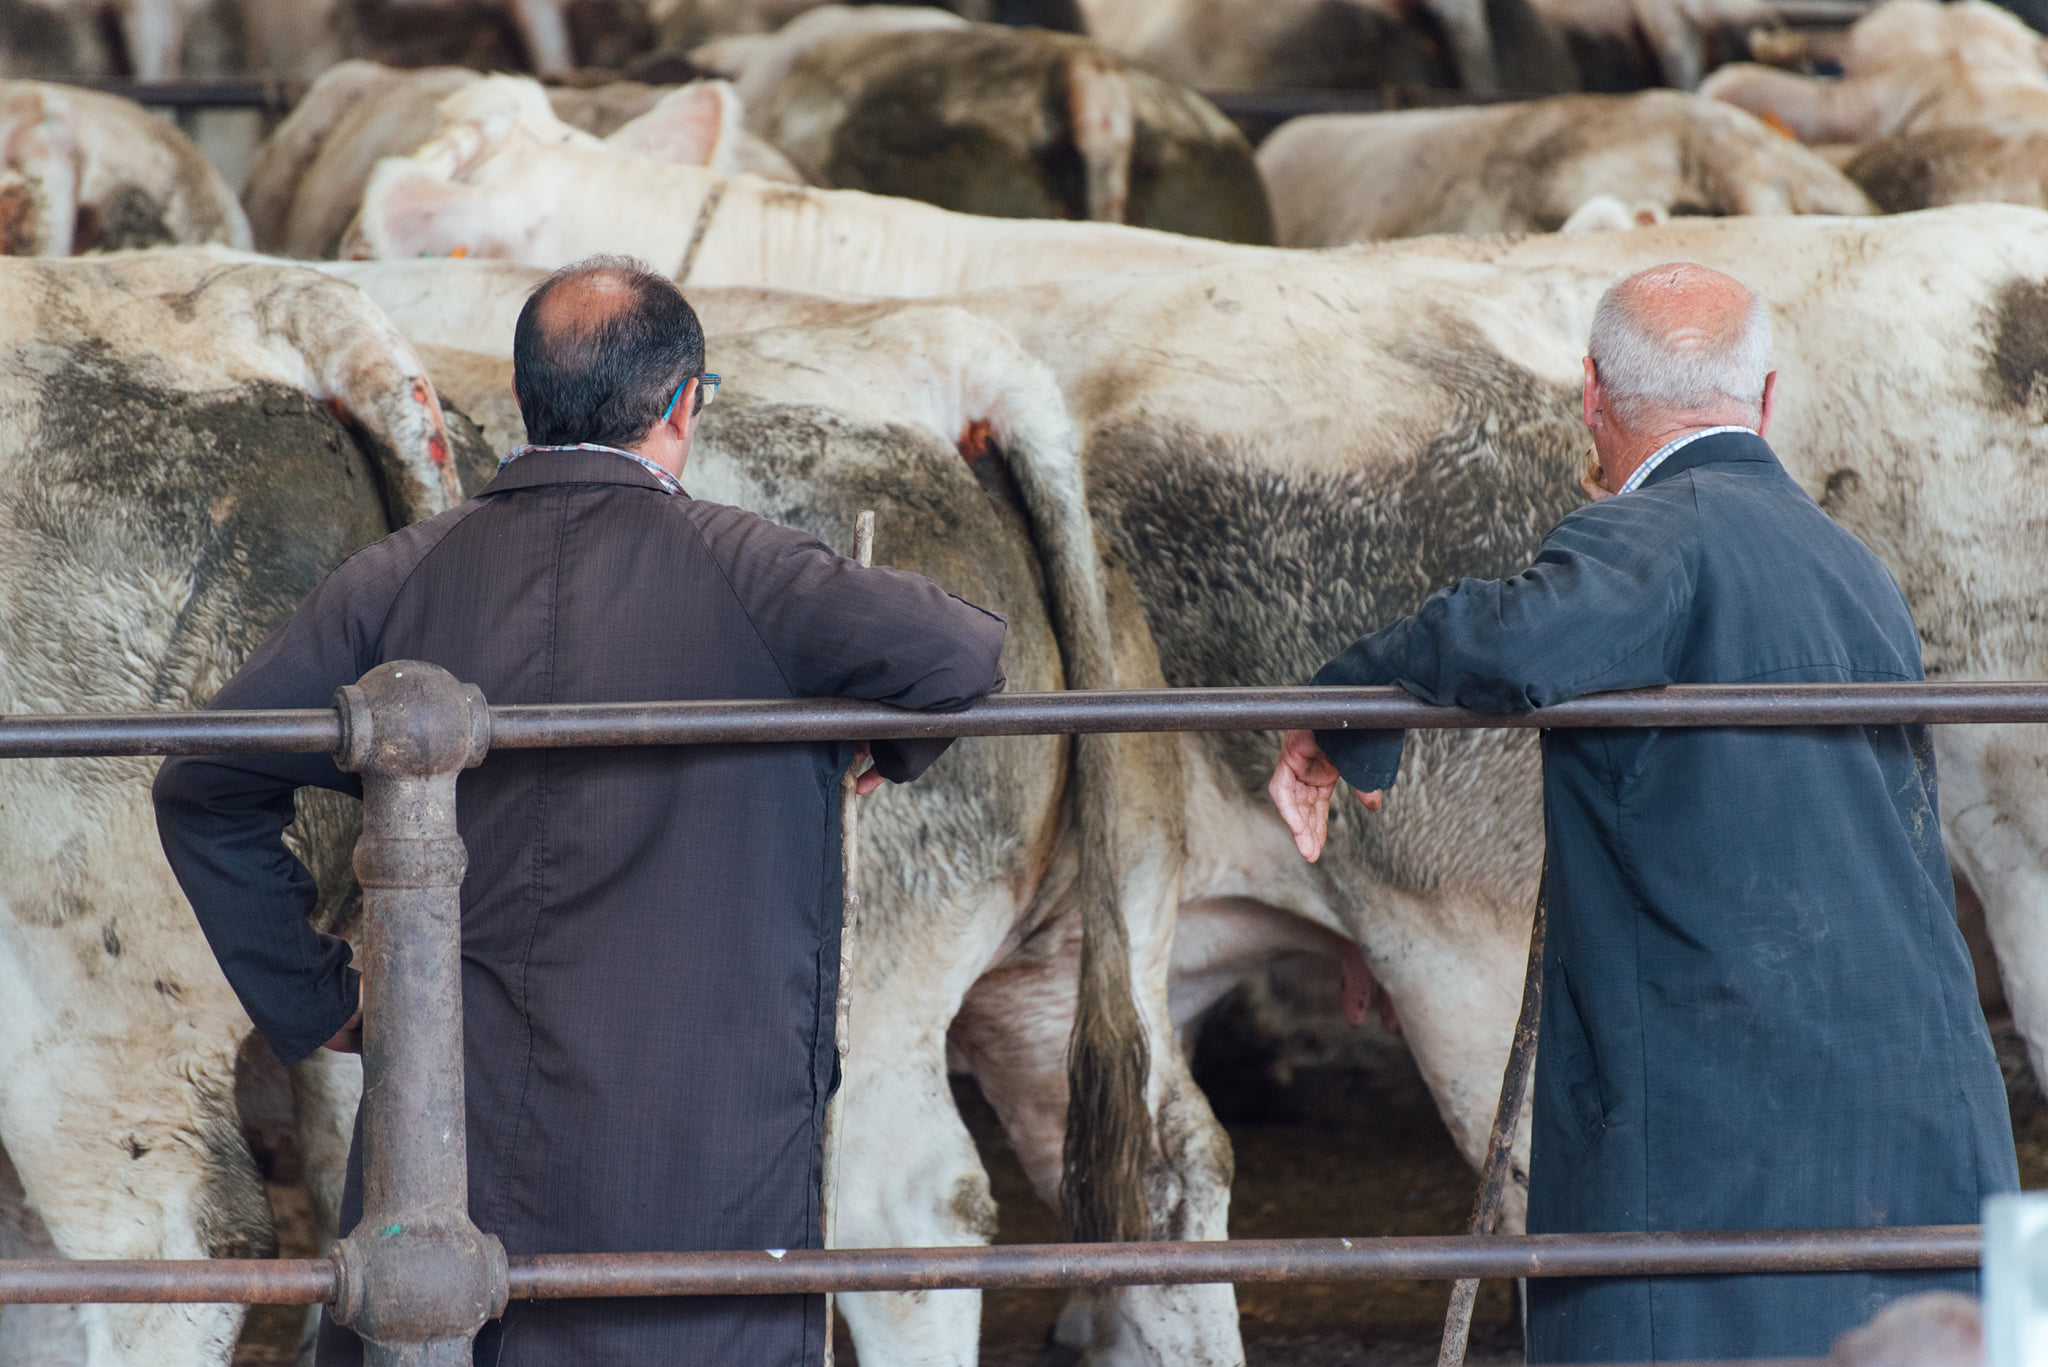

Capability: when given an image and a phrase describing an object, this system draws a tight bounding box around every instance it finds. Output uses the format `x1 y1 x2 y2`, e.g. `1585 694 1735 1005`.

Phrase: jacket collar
1637 429 1781 491
477 447 682 498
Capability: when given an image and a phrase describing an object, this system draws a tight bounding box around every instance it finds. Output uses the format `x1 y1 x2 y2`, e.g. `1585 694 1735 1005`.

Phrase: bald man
1270 264 2015 1359
155 256 1007 1366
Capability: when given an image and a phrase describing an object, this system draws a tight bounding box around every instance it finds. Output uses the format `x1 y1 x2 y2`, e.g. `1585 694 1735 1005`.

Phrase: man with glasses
154 255 1009 1366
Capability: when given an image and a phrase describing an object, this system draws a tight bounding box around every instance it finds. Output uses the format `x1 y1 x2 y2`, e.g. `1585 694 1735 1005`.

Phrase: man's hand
852 743 886 796
1267 729 1382 863
323 1006 362 1054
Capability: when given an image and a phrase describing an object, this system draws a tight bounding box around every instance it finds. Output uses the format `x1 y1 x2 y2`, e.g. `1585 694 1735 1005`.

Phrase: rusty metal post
329 662 506 1366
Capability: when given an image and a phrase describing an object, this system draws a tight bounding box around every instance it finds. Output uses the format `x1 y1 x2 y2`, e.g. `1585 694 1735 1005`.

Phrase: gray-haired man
1270 263 2016 1359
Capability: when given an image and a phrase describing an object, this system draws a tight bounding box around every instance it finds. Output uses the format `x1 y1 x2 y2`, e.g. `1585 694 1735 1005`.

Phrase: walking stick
821 510 875 1367
1437 856 1548 1367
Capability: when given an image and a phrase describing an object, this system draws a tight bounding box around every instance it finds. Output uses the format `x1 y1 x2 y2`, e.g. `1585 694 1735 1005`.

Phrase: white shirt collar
1617 425 1754 495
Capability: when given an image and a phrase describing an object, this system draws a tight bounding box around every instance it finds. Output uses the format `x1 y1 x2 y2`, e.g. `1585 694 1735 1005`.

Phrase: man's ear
673 377 701 443
1582 356 1601 429
1756 370 1779 438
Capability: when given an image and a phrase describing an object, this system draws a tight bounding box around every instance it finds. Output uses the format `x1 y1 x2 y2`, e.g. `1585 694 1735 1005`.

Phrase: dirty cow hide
330 0 656 76
1702 0 2048 209
247 64 803 258
0 247 483 1367
750 19 1274 241
1256 90 1873 243
0 80 250 255
346 75 1268 293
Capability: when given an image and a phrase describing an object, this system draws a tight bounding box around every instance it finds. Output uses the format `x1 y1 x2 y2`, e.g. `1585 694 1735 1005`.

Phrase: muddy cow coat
1310 432 2015 1359
153 448 1006 1366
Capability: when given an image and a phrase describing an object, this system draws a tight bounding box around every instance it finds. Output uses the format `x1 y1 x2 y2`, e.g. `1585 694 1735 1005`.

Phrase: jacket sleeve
701 507 1010 782
1311 491 1698 794
151 554 392 1065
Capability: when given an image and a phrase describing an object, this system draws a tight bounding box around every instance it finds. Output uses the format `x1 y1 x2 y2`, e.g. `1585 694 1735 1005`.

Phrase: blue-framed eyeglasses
661 372 720 423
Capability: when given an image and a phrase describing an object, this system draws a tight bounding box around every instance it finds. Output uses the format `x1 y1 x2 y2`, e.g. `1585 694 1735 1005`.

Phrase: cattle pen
0 667 2039 1365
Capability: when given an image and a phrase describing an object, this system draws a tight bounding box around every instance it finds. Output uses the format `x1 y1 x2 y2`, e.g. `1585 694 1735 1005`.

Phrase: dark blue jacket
1312 432 2015 1360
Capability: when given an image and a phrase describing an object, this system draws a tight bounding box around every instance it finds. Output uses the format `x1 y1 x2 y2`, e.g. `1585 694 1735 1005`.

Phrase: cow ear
604 80 744 170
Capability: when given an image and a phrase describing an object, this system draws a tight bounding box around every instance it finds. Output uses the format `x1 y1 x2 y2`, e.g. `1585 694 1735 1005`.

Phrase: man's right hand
1268 729 1381 863
323 1006 362 1054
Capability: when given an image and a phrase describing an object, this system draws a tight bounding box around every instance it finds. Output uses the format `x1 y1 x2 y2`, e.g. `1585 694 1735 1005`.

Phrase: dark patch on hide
1263 0 1455 91
1991 278 2048 412
1819 467 1862 515
815 28 1272 241
22 347 395 712
1085 333 1580 883
72 186 176 253
1847 125 2048 213
0 0 103 77
334 0 653 74
191 1084 277 1261
1487 0 1579 94
1562 25 1659 93
101 922 121 957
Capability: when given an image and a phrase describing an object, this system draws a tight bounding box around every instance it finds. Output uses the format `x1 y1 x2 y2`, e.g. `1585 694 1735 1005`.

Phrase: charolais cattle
0 81 249 255
1703 0 2048 209
1256 89 1872 244
648 207 2048 1255
1530 0 1765 91
243 63 797 258
0 246 481 1365
719 8 1272 240
327 210 2048 1354
1072 0 1576 97
0 248 1242 1366
343 75 1269 292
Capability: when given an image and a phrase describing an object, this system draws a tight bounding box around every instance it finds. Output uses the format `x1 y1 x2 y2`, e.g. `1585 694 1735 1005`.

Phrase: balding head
1589 263 1772 430
513 254 705 448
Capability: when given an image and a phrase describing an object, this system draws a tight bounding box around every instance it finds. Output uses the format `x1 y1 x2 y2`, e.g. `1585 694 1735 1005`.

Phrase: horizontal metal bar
0 1258 335 1305
2 684 2043 761
502 1227 1980 1299
0 709 338 759
0 1227 1974 1304
484 681 2048 747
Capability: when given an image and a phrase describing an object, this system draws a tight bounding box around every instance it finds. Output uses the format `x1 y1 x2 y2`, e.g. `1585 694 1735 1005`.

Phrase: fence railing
0 671 2034 1365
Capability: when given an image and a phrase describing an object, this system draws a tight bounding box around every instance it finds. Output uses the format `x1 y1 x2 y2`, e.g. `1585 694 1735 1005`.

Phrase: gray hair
1589 267 1772 427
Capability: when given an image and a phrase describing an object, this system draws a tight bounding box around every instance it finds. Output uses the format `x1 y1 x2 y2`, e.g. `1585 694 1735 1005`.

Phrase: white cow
1257 90 1873 244
0 81 249 255
0 247 467 1365
343 75 1268 292
336 207 2048 1355
245 64 796 259
1702 0 2048 209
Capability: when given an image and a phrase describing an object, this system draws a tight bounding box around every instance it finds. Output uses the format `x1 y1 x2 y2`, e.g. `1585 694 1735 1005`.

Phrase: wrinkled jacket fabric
154 450 1008 1366
1311 432 2014 1360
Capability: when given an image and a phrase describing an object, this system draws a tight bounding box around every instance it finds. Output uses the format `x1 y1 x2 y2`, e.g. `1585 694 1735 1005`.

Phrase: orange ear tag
448 244 470 258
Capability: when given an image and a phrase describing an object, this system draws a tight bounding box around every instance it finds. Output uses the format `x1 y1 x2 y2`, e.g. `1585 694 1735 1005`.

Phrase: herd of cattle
1 0 2047 1363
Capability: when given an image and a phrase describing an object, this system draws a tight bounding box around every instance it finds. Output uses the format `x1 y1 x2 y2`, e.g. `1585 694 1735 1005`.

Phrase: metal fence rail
0 669 2033 1363
4 681 2046 759
0 1227 1982 1305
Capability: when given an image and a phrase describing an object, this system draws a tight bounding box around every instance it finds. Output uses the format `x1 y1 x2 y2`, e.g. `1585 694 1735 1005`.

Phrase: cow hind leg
0 1032 268 1367
1939 725 2048 1087
955 919 1243 1367
830 999 990 1367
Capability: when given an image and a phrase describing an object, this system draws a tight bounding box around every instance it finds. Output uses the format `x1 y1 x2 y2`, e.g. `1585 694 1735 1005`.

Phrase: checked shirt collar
499 442 686 496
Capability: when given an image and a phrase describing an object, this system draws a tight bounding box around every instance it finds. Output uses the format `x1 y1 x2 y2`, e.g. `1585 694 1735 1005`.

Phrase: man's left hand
1268 729 1381 863
852 743 886 795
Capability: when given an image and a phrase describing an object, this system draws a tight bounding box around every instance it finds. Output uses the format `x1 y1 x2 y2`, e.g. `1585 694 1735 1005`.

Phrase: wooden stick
821 510 875 1367
1437 862 1548 1367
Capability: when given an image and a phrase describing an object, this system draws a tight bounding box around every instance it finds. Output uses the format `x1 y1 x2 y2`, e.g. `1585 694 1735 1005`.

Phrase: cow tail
1062 50 1134 225
979 371 1155 1245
